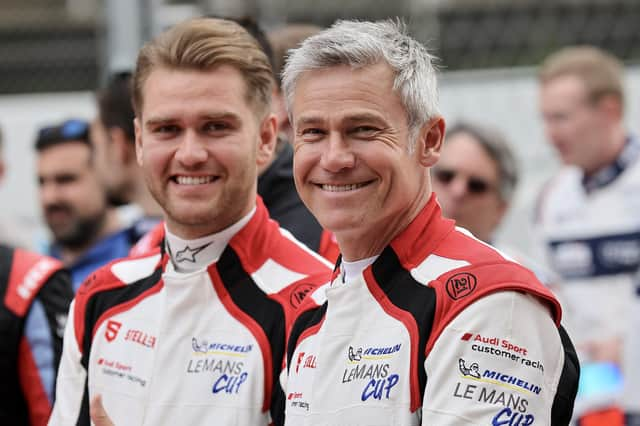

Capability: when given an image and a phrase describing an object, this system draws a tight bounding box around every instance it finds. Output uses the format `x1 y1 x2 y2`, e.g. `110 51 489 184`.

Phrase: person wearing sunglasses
432 121 517 245
35 119 135 290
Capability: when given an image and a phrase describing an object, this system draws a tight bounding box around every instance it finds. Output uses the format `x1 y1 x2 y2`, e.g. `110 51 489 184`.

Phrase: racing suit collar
164 207 256 273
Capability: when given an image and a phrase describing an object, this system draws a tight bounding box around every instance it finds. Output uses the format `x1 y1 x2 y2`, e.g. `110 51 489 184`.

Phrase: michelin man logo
459 358 481 379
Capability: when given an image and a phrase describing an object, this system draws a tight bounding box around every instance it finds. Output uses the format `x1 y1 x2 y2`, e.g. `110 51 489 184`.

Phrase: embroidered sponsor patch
446 272 477 300
290 283 316 308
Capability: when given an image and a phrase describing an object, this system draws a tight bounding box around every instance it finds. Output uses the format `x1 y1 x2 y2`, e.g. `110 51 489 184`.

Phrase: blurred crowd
0 12 638 426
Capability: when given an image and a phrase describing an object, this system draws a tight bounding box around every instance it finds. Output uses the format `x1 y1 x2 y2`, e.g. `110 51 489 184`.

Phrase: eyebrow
296 112 386 126
145 112 242 127
343 113 386 124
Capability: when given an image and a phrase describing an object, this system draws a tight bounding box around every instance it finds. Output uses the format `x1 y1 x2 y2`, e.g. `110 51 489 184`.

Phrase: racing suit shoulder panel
4 247 64 316
422 291 577 425
426 260 562 357
229 198 332 280
72 255 164 361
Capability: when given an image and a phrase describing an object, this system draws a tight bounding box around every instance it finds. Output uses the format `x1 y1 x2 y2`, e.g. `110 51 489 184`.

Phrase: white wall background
1 66 639 253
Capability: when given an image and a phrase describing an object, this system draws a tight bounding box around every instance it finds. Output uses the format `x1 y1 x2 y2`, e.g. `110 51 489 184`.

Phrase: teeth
176 176 214 185
321 183 367 192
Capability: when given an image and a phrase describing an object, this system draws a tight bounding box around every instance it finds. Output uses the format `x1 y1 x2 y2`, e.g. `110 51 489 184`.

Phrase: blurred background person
0 126 73 425
91 71 162 235
433 121 559 286
1 127 73 424
35 119 132 289
535 46 639 424
0 244 73 426
432 121 518 244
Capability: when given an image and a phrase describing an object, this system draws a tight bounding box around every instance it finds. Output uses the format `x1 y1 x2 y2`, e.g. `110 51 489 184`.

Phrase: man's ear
134 118 144 167
256 113 278 169
109 127 136 165
415 116 446 167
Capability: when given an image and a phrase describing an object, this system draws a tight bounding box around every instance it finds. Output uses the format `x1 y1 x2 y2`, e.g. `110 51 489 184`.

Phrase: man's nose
40 181 61 206
448 175 470 198
320 132 355 172
175 131 208 167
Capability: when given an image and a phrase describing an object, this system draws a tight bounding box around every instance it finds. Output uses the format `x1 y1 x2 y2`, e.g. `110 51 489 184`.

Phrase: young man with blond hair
49 18 331 426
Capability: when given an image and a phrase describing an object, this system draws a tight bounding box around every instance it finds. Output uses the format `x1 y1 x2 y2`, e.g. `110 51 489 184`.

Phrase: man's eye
154 125 180 134
204 122 229 132
352 126 378 135
301 128 324 136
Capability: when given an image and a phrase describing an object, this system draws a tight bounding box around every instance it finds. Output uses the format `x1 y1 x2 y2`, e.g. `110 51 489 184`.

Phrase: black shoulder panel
371 246 437 403
80 266 163 368
216 247 287 425
74 266 163 426
286 303 327 372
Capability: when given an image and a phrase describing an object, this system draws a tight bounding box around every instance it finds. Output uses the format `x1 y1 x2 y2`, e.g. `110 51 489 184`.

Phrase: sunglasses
37 119 89 145
433 168 494 195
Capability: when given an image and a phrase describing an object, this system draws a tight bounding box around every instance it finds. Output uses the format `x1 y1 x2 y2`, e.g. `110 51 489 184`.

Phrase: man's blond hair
133 17 273 117
538 45 624 107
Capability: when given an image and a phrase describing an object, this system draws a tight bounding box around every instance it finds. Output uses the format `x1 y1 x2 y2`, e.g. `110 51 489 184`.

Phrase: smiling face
291 63 443 260
135 66 276 239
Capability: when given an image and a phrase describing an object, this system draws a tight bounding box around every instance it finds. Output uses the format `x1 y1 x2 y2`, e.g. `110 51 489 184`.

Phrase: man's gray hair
447 122 519 203
282 20 440 140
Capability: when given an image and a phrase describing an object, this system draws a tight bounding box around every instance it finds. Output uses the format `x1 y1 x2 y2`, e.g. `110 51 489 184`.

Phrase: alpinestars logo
175 242 212 263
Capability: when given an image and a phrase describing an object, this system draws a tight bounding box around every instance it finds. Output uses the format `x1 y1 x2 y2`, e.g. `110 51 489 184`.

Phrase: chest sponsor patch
212 371 249 395
294 352 317 374
97 357 146 387
191 337 253 356
346 343 402 363
104 320 122 342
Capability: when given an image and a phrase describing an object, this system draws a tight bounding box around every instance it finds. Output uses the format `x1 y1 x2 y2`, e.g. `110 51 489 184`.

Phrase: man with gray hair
282 20 579 425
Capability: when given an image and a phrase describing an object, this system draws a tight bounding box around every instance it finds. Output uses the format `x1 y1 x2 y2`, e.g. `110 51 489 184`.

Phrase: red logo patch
290 283 315 308
295 352 305 374
446 273 477 300
105 320 122 342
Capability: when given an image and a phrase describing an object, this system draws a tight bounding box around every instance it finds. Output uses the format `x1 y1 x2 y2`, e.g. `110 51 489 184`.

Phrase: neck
337 189 431 262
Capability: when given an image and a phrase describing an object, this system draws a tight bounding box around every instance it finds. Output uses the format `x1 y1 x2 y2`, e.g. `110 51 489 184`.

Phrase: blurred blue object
578 362 623 398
